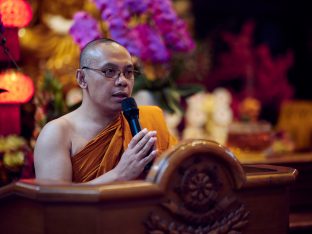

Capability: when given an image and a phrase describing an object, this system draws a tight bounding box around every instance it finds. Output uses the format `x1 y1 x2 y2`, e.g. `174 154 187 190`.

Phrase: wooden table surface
233 149 312 233
233 150 312 165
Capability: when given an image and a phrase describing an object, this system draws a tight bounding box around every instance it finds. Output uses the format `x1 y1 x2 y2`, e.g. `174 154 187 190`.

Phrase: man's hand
112 128 157 180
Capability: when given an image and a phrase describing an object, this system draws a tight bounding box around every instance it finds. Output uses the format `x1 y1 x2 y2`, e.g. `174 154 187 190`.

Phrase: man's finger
134 131 156 153
128 128 148 148
138 136 156 158
141 150 157 166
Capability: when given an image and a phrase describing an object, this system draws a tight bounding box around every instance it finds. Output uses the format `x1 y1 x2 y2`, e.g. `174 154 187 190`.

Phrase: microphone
121 97 153 172
121 97 142 136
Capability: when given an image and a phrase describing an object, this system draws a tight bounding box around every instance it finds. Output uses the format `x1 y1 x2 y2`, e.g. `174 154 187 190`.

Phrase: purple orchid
125 0 150 14
69 12 101 49
70 0 195 63
133 24 169 62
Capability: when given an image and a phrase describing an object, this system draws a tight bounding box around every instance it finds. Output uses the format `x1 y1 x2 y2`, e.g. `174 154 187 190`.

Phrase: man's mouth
112 92 128 99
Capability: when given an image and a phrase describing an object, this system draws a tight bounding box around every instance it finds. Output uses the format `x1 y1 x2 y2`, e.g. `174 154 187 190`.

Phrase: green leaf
176 84 205 98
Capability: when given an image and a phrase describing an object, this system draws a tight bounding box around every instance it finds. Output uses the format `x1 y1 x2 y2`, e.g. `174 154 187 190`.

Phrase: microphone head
122 97 139 119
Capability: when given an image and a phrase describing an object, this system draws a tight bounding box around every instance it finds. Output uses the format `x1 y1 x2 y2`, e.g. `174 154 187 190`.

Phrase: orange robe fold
71 106 177 182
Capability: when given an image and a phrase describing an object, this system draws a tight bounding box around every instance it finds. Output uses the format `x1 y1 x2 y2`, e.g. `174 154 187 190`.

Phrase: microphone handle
128 117 142 136
128 117 153 173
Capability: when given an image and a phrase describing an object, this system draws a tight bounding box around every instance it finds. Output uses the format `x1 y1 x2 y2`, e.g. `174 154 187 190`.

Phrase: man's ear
76 69 87 88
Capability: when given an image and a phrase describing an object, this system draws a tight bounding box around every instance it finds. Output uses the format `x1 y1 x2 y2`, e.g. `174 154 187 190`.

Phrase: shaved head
79 38 127 68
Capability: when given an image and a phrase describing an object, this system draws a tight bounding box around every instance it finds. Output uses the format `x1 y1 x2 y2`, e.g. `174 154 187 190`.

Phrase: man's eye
124 70 134 77
104 69 116 77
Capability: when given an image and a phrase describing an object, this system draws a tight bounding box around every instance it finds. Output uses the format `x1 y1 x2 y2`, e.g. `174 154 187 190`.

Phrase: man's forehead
91 43 131 59
102 62 134 68
93 42 128 54
80 40 133 68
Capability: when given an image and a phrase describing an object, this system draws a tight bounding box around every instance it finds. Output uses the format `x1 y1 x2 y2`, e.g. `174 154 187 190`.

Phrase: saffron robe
71 106 177 182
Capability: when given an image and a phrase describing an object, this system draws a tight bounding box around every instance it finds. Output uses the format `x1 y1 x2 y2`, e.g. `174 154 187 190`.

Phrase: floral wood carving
145 155 249 233
145 204 249 234
179 168 220 211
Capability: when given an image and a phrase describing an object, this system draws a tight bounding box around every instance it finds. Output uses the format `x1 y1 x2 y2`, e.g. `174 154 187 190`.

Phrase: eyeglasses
81 66 140 80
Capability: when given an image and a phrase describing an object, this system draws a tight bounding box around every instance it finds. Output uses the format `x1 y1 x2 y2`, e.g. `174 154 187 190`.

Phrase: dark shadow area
192 0 312 100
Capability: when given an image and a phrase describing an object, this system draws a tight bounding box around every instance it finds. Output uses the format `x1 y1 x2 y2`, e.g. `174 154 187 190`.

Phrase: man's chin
112 103 123 112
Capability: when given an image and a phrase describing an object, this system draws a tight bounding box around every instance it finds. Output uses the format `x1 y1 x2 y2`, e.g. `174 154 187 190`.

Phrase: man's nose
115 72 128 85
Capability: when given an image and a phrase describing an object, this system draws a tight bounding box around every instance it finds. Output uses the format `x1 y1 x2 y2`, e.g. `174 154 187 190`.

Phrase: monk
34 38 177 184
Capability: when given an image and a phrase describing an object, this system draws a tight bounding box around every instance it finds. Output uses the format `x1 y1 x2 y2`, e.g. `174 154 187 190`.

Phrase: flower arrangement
32 71 67 145
69 0 203 113
0 135 34 186
70 0 194 62
201 21 294 119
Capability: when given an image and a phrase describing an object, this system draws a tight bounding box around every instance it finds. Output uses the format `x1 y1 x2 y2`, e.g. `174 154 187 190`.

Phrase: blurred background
0 0 311 185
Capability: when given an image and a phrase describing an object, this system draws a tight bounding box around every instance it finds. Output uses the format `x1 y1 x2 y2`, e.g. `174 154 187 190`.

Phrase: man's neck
77 101 120 129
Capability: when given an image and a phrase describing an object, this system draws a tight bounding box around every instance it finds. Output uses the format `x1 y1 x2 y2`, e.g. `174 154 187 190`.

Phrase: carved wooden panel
145 153 249 233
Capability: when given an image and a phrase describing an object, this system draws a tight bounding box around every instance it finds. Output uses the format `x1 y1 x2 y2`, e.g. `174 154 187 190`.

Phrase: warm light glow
0 0 33 27
18 28 26 37
0 69 34 103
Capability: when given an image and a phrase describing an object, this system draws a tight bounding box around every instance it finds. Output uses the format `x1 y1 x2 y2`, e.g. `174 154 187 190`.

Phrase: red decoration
204 21 294 118
0 69 34 103
0 104 20 135
0 27 20 61
0 0 33 27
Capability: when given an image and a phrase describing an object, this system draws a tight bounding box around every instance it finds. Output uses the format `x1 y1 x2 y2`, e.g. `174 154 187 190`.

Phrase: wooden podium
0 140 297 234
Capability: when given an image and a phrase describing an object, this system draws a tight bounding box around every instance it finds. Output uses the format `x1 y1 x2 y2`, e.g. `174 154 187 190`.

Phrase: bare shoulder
38 117 71 143
34 114 76 181
34 115 73 157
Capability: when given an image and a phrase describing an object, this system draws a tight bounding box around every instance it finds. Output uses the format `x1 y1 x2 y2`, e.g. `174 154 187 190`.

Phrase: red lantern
0 0 33 28
0 69 34 104
0 70 34 136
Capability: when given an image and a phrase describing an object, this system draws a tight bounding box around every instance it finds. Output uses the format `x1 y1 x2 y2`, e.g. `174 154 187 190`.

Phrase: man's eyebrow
102 63 119 69
102 63 134 69
125 64 134 68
